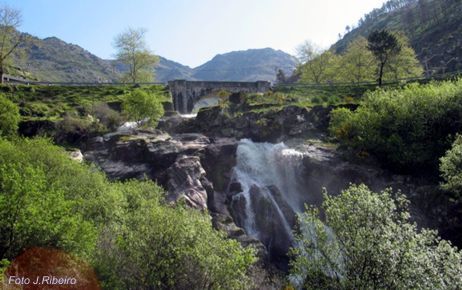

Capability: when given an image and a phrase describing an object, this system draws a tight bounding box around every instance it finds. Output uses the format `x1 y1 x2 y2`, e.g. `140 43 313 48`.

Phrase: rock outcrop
174 104 357 142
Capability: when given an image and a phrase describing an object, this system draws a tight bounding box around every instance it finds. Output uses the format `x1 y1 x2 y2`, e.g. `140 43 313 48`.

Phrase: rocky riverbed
82 104 440 273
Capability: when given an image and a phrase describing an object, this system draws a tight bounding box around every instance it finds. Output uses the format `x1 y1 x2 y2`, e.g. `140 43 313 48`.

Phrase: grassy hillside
332 0 462 76
2 84 169 122
13 34 120 82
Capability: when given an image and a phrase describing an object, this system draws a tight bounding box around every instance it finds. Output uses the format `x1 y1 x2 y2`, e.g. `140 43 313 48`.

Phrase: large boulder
166 155 209 210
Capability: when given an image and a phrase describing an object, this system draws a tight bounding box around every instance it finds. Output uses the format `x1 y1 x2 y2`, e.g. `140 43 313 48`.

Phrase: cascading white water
231 138 306 240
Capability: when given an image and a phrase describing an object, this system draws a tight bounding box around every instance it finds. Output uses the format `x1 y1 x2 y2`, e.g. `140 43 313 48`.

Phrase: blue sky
5 0 386 67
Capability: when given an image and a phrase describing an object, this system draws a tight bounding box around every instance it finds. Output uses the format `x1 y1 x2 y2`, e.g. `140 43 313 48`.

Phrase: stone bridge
168 80 271 114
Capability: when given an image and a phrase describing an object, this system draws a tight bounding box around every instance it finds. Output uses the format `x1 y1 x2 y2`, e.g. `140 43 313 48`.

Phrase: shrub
0 138 112 260
440 135 462 197
0 94 20 137
91 102 123 131
289 184 462 289
329 80 462 172
122 89 164 126
95 180 256 290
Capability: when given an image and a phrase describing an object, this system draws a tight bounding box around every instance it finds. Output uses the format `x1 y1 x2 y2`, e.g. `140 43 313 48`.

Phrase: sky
4 0 387 68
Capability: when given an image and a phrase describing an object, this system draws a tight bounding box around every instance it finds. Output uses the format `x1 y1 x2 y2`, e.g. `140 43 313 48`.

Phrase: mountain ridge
11 30 297 83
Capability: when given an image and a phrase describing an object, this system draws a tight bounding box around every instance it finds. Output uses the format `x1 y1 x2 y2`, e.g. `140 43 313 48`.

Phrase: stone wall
168 80 271 113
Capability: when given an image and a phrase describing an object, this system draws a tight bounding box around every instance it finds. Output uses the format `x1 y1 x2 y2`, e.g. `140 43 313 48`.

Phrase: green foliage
0 138 112 259
332 0 462 77
440 135 462 196
329 79 462 172
122 88 164 126
0 94 19 137
299 51 340 84
289 184 462 289
95 180 256 290
0 137 256 289
297 31 422 86
338 37 375 84
113 27 159 83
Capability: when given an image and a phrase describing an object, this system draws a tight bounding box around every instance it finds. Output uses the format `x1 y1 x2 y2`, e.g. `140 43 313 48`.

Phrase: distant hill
332 0 462 76
11 31 296 83
13 33 119 82
192 48 298 82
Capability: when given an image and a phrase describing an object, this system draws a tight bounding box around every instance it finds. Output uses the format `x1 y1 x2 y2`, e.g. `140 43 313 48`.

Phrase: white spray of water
231 139 306 238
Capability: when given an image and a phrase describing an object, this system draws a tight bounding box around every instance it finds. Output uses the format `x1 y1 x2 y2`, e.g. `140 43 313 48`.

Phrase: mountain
192 48 298 82
12 31 296 83
332 0 462 76
14 34 119 82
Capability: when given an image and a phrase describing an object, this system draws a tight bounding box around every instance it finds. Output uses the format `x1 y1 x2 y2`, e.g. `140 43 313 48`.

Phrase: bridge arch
168 80 271 114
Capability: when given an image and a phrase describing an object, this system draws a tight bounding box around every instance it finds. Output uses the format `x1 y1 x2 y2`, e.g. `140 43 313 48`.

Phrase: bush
0 94 20 137
122 89 164 126
91 102 123 131
289 184 462 289
95 180 256 290
0 138 113 260
440 135 462 196
329 80 462 172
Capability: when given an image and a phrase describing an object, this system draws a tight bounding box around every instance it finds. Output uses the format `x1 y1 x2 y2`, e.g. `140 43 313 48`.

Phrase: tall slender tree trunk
378 61 385 86
0 64 4 84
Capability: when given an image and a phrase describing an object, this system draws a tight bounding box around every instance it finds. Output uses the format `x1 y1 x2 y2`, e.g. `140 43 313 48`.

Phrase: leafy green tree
299 51 340 84
289 184 462 289
122 88 164 126
0 94 19 137
440 135 462 196
338 37 375 84
383 32 423 82
113 27 159 83
367 30 401 86
0 4 24 83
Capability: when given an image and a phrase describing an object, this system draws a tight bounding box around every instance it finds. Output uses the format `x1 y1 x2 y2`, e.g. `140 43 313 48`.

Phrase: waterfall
229 139 307 260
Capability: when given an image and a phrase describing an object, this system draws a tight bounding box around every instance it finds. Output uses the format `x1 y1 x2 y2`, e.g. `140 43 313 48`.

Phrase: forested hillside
332 0 462 77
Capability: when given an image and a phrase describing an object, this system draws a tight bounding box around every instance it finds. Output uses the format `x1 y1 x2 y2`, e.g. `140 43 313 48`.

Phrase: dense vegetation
297 31 423 85
0 94 20 138
0 137 256 289
329 79 462 173
289 184 462 289
122 88 165 126
440 135 462 197
333 0 462 77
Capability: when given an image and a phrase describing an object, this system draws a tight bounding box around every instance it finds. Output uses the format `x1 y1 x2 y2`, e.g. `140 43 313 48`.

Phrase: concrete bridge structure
168 80 271 114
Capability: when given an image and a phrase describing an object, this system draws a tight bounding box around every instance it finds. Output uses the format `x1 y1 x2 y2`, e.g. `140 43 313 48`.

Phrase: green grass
1 84 170 121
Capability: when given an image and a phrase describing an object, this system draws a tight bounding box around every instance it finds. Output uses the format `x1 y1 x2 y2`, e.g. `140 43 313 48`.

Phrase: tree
289 184 462 289
299 51 339 84
338 37 375 84
0 94 19 137
122 89 164 126
0 4 24 83
383 33 423 82
367 30 401 86
275 69 286 84
295 40 323 64
113 27 159 83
